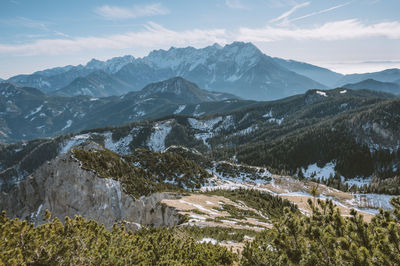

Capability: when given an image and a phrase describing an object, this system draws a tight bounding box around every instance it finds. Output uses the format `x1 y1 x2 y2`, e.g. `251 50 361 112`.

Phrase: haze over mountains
343 79 400 95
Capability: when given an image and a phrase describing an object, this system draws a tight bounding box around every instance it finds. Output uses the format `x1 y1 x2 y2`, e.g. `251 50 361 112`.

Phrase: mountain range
335 68 400 86
5 42 400 101
0 77 251 143
4 42 327 100
343 79 400 95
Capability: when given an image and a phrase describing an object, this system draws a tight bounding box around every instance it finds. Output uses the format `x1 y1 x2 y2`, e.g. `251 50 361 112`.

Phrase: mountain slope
133 77 239 104
1 88 398 188
273 57 343 87
336 68 400 87
116 42 327 100
0 79 252 143
52 70 135 97
343 79 400 95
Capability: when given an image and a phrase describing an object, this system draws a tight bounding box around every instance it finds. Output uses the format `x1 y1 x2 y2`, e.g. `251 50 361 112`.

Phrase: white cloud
95 3 169 20
225 0 248 9
1 19 399 58
0 22 227 56
270 2 310 24
239 19 400 42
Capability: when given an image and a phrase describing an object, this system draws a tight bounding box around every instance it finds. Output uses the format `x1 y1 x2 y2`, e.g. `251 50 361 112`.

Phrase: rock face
0 151 183 229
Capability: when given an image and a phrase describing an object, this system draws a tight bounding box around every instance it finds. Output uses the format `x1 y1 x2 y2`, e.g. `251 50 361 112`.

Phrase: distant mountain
134 77 238 104
0 78 251 143
116 42 327 100
6 55 136 93
343 79 400 95
52 70 135 97
336 68 400 87
0 78 3 82
6 42 327 100
273 57 343 87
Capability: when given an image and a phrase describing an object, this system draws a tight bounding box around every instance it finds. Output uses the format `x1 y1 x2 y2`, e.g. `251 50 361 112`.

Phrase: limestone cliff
0 146 183 229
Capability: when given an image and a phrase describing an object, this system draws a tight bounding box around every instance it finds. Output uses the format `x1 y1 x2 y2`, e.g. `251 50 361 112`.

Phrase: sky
0 0 399 78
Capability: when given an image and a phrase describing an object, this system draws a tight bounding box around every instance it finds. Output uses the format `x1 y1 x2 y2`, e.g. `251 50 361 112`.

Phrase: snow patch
340 90 347 94
147 121 172 151
59 134 90 154
188 117 222 131
25 105 43 119
303 162 336 180
102 129 139 155
316 90 327 97
61 120 72 131
198 238 218 245
173 105 186 114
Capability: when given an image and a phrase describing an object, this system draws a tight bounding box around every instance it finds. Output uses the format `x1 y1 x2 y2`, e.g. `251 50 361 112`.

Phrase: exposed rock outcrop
0 147 183 229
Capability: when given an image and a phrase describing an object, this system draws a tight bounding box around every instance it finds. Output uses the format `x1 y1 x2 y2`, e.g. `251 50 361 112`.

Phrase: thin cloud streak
95 3 169 20
270 2 310 24
289 2 352 23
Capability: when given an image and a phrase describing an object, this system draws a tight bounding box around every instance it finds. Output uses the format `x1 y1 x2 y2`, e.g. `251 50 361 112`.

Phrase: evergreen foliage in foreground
0 211 236 265
241 196 400 265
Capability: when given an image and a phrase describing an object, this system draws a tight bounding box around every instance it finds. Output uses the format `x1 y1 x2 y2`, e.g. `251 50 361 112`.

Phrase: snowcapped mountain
6 55 136 93
85 55 135 74
272 57 343 88
116 42 327 100
343 79 400 95
5 42 327 100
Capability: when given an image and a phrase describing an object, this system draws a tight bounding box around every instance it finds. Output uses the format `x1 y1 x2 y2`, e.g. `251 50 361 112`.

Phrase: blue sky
1 0 399 78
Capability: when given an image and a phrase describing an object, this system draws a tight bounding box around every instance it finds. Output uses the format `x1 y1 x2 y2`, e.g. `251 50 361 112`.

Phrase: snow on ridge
340 90 347 94
188 117 222 131
316 90 327 97
147 121 172 152
173 105 186 114
59 134 91 154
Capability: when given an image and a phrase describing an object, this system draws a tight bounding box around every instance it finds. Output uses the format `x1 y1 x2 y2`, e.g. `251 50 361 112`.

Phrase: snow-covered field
303 162 336 180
